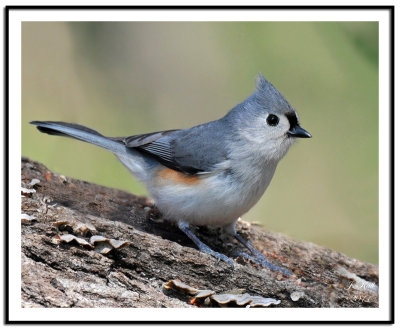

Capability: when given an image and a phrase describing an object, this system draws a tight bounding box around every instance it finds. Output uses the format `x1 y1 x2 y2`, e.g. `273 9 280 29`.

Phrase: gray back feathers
123 120 230 175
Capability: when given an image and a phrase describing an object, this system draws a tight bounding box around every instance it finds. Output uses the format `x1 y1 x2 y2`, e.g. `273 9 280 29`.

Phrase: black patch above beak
287 125 312 138
285 112 311 138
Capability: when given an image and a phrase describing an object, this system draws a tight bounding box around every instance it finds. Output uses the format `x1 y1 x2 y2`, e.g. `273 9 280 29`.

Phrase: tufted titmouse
31 73 311 275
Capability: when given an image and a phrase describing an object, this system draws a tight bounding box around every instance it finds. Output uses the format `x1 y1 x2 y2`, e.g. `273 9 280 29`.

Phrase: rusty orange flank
158 168 201 185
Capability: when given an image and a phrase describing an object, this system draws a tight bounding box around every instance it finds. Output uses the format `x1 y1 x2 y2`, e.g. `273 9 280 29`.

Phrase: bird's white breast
148 160 277 227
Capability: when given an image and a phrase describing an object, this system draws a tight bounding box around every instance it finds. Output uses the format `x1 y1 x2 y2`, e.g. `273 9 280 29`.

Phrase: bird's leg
224 221 292 276
234 233 292 276
177 221 234 266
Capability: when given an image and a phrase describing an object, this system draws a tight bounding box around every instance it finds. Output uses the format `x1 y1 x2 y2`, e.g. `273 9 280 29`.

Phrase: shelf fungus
21 179 41 197
21 187 36 197
58 234 93 247
28 178 41 187
21 213 36 224
53 219 96 236
89 235 130 254
164 279 280 308
57 234 130 255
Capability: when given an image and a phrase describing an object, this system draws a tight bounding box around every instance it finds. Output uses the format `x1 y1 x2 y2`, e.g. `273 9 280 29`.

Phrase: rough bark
21 157 379 308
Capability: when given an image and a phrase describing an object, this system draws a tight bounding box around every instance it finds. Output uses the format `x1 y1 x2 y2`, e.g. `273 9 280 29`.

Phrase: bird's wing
117 123 228 175
122 129 198 173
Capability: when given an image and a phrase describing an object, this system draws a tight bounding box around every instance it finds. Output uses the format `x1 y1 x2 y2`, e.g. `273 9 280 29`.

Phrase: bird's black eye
266 114 279 126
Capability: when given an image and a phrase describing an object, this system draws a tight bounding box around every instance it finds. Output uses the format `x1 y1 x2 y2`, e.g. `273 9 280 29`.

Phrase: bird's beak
287 125 312 138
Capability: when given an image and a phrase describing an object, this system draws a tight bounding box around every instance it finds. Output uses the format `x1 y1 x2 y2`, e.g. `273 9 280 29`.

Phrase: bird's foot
234 251 292 276
197 243 235 267
178 221 235 268
234 233 293 276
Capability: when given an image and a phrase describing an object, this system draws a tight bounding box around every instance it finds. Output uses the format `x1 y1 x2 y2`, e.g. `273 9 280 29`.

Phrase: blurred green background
22 22 378 263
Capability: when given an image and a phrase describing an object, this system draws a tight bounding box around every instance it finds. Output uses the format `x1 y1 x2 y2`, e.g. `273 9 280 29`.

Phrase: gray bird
31 73 311 275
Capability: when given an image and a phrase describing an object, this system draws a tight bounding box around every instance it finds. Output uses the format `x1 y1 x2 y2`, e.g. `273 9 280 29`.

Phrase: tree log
21 157 378 308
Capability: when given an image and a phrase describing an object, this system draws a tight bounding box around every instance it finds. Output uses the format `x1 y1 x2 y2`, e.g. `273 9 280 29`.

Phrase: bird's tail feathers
30 121 127 155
